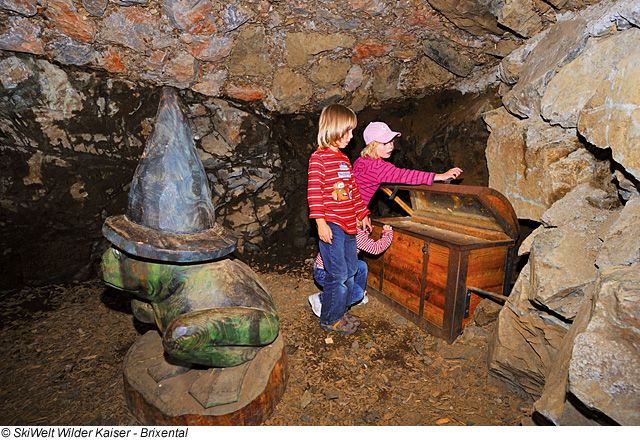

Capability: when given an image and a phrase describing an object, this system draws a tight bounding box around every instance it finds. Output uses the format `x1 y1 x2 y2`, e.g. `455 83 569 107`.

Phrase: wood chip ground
0 245 533 426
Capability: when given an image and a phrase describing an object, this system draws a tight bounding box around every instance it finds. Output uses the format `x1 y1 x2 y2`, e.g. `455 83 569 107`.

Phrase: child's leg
318 223 356 326
313 264 325 303
309 265 325 317
351 259 368 305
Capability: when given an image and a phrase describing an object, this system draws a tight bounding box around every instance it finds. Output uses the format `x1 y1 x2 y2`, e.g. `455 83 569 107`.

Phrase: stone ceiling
0 0 602 114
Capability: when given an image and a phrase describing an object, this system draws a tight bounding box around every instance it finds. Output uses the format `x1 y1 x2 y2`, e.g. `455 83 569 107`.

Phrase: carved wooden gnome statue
102 87 236 263
99 88 286 424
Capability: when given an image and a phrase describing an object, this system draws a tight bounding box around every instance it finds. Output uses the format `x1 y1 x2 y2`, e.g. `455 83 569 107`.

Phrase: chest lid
381 183 519 242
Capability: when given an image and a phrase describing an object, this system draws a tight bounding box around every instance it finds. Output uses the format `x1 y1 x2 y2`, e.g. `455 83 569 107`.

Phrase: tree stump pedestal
123 331 287 425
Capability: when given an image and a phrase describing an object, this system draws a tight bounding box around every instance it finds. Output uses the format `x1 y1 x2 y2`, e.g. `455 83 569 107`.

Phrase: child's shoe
320 316 358 335
344 311 360 326
308 293 322 317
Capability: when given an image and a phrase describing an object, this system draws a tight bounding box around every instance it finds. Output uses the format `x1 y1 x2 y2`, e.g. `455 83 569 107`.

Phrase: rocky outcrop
488 261 569 397
485 0 640 425
578 51 640 181
533 263 640 426
487 0 640 222
484 109 611 220
567 266 640 425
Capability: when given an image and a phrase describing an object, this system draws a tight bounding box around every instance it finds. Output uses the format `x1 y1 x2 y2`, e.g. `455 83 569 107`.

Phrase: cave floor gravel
0 243 532 426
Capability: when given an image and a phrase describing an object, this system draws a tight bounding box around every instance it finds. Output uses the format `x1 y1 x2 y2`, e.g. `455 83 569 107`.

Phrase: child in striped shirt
308 104 371 335
353 121 463 208
309 223 393 317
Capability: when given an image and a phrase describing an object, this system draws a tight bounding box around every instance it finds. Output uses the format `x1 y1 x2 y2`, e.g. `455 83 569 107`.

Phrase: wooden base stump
123 331 288 425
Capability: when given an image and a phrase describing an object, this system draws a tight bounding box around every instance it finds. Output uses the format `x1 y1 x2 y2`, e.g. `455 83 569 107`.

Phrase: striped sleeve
353 157 436 208
356 228 393 255
377 160 435 186
307 151 325 219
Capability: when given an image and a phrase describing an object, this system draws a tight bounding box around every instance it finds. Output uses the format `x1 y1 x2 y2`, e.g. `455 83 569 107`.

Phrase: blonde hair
317 104 357 149
360 141 383 159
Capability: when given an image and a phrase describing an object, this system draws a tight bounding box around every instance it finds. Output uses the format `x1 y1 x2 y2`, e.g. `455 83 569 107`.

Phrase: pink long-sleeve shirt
352 157 435 208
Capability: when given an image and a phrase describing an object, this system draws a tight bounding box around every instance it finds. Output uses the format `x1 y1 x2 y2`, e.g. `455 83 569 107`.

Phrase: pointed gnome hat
102 87 237 262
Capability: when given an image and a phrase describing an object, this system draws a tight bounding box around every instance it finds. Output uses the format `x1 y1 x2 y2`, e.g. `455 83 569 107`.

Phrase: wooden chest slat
364 184 519 343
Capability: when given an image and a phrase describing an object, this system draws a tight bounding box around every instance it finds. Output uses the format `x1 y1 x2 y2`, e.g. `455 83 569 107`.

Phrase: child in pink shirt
353 122 463 208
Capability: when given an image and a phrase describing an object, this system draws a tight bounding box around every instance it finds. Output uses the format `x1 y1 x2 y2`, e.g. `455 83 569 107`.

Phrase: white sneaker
308 293 322 317
361 291 369 305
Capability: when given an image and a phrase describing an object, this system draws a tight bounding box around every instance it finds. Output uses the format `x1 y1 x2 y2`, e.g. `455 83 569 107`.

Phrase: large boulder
484 108 611 221
488 262 570 397
488 184 621 397
541 28 640 128
596 197 640 269
568 265 640 425
578 52 640 181
528 184 621 320
501 17 589 118
532 296 599 425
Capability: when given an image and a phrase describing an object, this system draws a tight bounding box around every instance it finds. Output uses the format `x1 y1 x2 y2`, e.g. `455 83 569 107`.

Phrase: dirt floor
0 243 533 426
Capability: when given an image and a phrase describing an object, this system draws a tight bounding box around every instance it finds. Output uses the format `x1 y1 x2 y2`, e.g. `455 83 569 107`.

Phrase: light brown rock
285 32 356 68
484 109 610 221
488 262 569 397
541 28 640 128
496 0 544 38
309 58 351 87
533 293 598 425
578 52 640 181
596 196 640 269
228 27 272 77
426 0 503 36
568 266 640 425
271 68 313 114
502 17 589 118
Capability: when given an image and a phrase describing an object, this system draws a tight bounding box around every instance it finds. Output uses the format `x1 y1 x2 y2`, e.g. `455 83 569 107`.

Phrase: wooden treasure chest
364 183 519 343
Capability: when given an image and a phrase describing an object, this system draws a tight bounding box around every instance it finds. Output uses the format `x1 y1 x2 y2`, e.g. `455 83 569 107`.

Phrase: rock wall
0 54 287 289
484 0 640 425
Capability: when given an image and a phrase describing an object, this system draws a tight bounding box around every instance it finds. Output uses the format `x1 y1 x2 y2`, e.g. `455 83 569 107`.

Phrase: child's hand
362 216 372 233
317 220 332 244
442 167 463 180
382 225 392 231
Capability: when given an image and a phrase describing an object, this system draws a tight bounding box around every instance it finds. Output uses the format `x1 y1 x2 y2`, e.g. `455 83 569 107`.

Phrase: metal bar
418 243 430 318
503 244 517 296
466 286 509 303
380 187 414 216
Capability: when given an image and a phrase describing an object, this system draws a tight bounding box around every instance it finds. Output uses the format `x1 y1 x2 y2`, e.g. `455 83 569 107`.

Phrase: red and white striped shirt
308 148 370 234
315 227 393 269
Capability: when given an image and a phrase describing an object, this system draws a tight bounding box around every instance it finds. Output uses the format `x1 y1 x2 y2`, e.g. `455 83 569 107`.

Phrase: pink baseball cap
363 122 401 145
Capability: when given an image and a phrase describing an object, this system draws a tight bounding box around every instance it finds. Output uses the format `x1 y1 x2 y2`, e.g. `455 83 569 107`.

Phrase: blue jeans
317 222 358 326
314 259 367 306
